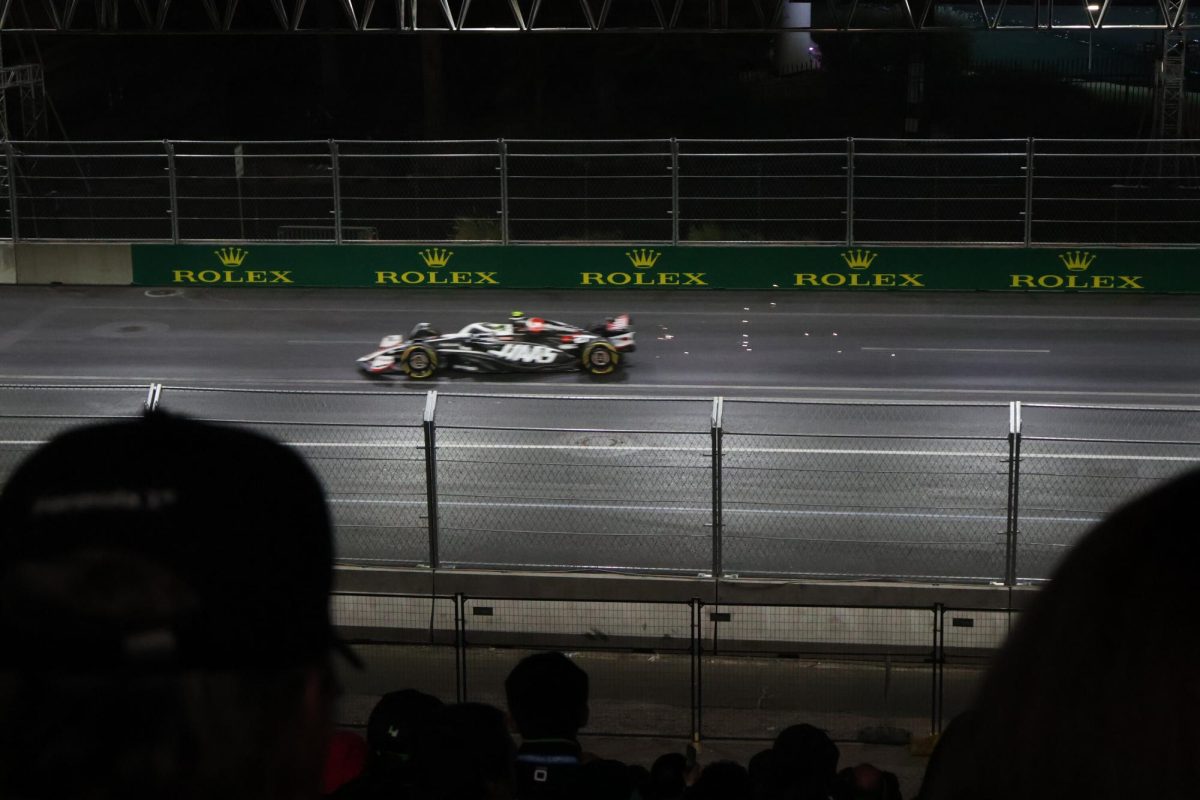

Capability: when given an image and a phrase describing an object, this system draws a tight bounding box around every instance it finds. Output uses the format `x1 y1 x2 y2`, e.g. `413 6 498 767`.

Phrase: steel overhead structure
0 0 1191 31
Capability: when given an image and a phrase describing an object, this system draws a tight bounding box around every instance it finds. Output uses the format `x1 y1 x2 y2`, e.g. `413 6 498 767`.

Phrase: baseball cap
0 411 360 670
366 689 445 758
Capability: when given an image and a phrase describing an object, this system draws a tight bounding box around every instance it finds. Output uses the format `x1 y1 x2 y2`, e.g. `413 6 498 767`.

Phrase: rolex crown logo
840 249 878 270
1058 250 1096 272
625 248 661 269
419 248 454 268
215 247 248 267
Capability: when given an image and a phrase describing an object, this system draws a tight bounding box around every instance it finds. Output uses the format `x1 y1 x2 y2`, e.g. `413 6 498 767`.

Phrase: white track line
861 347 1051 354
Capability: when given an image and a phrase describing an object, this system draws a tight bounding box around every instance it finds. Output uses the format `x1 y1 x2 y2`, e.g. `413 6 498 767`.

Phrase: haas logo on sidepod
496 344 557 364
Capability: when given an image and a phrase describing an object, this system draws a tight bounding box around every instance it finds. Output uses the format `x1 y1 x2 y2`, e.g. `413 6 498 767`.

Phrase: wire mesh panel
939 608 1014 727
155 387 430 564
505 140 673 242
0 384 150 486
462 598 693 737
677 139 848 243
173 141 335 242
434 394 713 573
337 140 501 242
1031 139 1200 245
721 402 1012 582
852 139 1028 244
1016 404 1200 581
700 604 935 741
10 141 171 241
333 593 460 719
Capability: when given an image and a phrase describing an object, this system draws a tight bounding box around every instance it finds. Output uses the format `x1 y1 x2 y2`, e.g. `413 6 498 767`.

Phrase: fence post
670 137 680 246
1004 401 1023 586
846 137 855 246
691 597 703 742
1023 138 1034 247
144 383 162 412
424 390 440 570
932 603 945 735
498 138 510 245
5 140 18 242
710 396 724 578
330 139 342 245
165 141 179 244
454 592 467 703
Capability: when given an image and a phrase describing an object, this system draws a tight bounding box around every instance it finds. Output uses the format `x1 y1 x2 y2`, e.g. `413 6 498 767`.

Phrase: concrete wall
14 243 132 285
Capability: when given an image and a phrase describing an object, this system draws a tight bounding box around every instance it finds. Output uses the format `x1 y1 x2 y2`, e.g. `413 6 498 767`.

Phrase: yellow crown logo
214 247 248 267
625 248 661 269
419 248 454 268
840 249 878 270
1058 250 1096 272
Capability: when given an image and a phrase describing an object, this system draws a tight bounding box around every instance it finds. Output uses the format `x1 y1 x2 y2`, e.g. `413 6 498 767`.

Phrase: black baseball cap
0 411 360 670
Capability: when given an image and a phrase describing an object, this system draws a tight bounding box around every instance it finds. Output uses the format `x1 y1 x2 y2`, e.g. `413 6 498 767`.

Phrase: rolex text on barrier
131 245 1197 293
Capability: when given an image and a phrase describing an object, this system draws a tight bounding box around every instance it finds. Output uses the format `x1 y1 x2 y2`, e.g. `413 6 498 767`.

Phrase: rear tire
581 341 618 375
400 344 438 379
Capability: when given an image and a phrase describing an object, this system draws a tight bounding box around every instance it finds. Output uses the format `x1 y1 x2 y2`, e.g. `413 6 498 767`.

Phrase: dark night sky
4 27 1167 141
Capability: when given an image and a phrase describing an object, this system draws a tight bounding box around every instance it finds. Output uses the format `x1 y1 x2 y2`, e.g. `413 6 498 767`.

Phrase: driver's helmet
509 310 528 331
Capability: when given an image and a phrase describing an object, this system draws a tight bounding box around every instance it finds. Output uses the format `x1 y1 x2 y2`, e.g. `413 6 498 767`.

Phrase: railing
333 592 1010 739
2 384 1196 585
4 138 1200 246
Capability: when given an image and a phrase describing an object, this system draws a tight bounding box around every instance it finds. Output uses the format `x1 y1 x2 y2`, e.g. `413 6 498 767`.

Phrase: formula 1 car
357 311 635 379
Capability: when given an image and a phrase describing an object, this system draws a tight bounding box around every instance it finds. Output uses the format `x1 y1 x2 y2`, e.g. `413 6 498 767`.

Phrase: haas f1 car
357 312 635 379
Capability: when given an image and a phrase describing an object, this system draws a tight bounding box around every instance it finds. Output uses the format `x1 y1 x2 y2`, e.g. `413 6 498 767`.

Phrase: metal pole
4 140 17 242
330 139 342 245
1023 138 1034 247
1005 401 1022 586
670 137 680 246
424 390 440 570
165 141 179 244
932 603 945 734
692 597 703 742
498 139 509 245
710 396 724 578
454 592 466 703
846 138 855 246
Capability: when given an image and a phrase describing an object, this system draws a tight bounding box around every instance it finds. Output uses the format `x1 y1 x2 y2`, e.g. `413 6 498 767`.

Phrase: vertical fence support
691 597 703 742
932 603 945 735
144 383 162 413
454 592 467 703
424 390 440 570
498 138 510 245
710 396 724 579
670 137 680 246
5 140 18 242
1004 401 1023 586
845 137 855 246
330 139 343 244
1023 138 1034 247
165 141 179 244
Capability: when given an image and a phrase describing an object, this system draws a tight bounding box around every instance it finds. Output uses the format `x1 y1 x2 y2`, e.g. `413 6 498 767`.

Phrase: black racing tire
581 341 619 375
400 344 439 379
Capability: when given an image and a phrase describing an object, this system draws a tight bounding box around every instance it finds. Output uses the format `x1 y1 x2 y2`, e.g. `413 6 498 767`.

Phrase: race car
357 311 635 379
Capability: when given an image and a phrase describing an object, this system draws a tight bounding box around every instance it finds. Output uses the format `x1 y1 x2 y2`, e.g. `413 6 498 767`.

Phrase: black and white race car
357 311 635 379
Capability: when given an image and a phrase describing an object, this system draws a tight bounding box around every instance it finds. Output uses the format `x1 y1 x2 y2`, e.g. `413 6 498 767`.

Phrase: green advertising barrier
131 244 1200 293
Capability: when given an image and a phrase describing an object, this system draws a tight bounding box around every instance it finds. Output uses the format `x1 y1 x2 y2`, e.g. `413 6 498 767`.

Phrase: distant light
1087 4 1100 10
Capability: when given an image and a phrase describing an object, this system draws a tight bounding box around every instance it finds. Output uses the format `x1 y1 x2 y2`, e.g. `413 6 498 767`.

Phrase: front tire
581 341 619 375
400 344 438 379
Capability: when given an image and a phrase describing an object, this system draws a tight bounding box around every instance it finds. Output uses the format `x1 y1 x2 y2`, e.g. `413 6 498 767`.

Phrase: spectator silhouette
505 651 591 799
687 760 751 800
769 724 840 799
413 702 516 800
648 752 689 800
0 412 355 800
919 466 1200 800
835 764 902 800
332 688 444 799
747 749 774 800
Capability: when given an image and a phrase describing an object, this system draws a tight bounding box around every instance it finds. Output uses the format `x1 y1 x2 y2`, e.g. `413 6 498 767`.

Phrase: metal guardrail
4 138 1200 246
1 384 1196 584
332 592 1011 739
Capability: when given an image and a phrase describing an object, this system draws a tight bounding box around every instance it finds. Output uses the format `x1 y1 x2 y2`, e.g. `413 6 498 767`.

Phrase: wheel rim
409 351 430 371
590 348 611 367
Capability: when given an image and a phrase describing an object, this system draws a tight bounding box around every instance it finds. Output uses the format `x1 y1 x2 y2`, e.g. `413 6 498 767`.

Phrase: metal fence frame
5 138 1200 245
334 592 1015 739
2 384 1197 585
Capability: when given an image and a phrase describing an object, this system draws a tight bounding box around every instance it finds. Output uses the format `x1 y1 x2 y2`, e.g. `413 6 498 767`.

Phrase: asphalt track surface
2 286 1198 582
